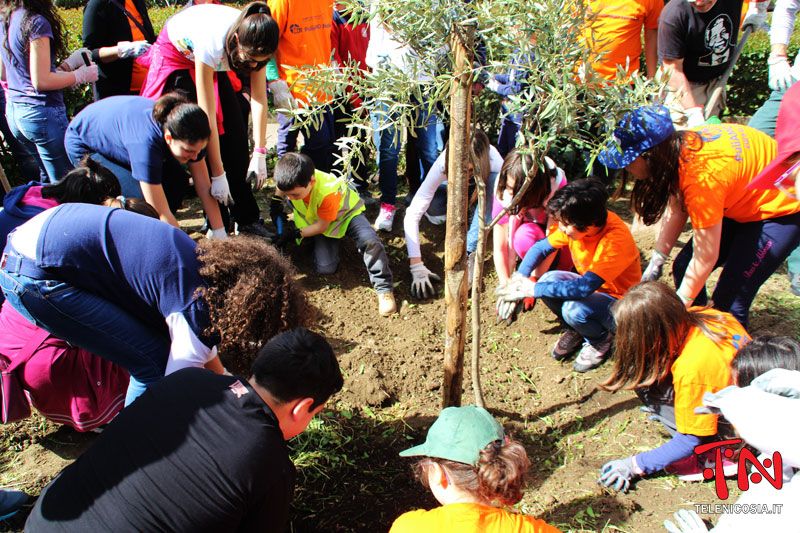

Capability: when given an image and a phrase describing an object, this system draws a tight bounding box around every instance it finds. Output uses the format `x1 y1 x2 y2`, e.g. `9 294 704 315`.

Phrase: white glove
487 77 501 93
210 172 234 206
410 262 441 299
206 227 228 240
269 79 296 111
742 0 768 32
751 368 800 399
641 249 667 282
495 295 520 322
493 271 536 302
685 106 705 129
117 40 151 59
664 509 708 533
768 54 795 91
246 151 267 189
60 48 90 71
72 64 99 86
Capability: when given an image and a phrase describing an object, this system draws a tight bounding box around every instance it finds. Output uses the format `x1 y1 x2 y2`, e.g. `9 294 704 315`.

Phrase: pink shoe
665 453 737 482
374 203 397 232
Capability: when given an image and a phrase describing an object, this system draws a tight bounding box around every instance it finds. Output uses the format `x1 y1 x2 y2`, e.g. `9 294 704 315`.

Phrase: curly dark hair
197 236 314 376
2 0 65 67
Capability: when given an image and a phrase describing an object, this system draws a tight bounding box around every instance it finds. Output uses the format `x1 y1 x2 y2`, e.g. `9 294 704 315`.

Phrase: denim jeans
427 173 497 254
538 270 617 344
5 100 72 183
0 256 170 406
277 108 335 172
311 214 394 293
497 106 522 159
672 212 800 329
0 89 39 181
747 78 796 138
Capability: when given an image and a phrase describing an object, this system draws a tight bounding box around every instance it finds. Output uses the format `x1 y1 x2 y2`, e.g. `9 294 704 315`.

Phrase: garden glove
751 368 800 399
664 509 709 533
768 54 795 91
522 296 536 311
210 172 234 206
410 262 441 299
269 79 296 111
117 40 151 59
247 151 268 188
694 385 739 415
598 456 638 493
641 249 667 282
205 228 228 240
60 48 90 71
273 224 301 249
741 0 768 32
493 271 536 302
685 106 705 129
72 64 99 86
495 297 521 325
270 195 288 227
487 76 501 93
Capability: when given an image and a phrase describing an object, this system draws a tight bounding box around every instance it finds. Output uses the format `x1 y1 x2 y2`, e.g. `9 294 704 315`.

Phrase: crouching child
274 153 396 317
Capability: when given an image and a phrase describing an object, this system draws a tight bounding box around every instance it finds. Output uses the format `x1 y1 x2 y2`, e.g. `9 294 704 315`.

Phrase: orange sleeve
266 0 289 35
644 0 663 29
316 191 342 222
547 229 569 249
582 222 639 289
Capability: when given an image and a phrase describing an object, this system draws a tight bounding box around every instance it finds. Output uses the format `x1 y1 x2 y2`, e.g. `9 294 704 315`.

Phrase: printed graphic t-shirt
166 4 240 70
679 124 800 229
390 503 562 533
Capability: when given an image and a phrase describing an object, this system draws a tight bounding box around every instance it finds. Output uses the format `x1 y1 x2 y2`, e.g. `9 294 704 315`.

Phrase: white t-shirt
167 4 241 70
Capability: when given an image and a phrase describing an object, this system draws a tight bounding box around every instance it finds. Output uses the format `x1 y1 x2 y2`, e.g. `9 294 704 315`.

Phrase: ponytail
153 92 211 144
42 156 121 205
225 1 279 73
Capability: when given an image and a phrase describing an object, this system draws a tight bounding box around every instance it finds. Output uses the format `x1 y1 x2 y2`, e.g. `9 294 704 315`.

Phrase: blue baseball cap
598 105 675 170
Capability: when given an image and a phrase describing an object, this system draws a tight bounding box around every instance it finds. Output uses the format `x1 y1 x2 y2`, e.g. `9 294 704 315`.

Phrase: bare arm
195 59 224 176
30 37 80 91
300 218 332 238
677 221 722 304
493 222 513 286
204 354 225 374
250 66 268 149
139 181 181 228
188 159 225 231
654 195 689 258
662 57 698 110
644 28 658 79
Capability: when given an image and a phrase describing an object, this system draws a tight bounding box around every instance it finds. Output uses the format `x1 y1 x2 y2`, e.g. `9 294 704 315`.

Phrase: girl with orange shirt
600 105 800 328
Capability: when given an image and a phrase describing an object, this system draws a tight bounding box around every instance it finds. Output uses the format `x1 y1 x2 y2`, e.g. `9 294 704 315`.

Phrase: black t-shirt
658 0 743 83
26 369 295 533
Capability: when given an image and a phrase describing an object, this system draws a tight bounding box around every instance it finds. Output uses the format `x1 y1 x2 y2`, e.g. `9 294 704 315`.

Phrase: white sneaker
374 203 397 232
378 292 397 317
424 212 447 225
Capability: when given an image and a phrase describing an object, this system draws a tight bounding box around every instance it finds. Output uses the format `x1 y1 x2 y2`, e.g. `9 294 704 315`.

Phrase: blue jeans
311 214 394 293
0 252 170 406
5 100 72 183
0 89 39 181
70 152 143 200
277 108 335 172
538 270 617 344
497 105 522 159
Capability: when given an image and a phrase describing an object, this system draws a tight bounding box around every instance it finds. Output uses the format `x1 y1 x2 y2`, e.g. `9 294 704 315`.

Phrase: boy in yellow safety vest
274 153 397 317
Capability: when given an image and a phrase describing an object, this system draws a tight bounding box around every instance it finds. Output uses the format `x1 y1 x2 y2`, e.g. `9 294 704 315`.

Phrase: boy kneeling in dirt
26 329 343 533
273 153 397 317
495 179 641 372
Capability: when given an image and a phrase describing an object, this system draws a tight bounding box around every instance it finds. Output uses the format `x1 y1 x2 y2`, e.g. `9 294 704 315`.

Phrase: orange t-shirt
389 503 562 533
671 309 750 436
124 0 148 92
302 190 342 222
585 0 663 80
547 211 641 299
679 124 800 230
267 0 332 103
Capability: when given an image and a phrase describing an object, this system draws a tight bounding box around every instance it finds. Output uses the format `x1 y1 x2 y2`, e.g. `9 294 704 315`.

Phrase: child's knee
314 259 339 275
562 300 592 325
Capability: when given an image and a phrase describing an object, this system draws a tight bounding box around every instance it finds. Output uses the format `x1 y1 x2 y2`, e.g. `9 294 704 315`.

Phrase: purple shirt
0 9 64 106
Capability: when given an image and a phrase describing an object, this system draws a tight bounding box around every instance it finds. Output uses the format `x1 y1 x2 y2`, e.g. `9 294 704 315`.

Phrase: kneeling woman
0 203 311 405
597 281 750 492
64 92 225 234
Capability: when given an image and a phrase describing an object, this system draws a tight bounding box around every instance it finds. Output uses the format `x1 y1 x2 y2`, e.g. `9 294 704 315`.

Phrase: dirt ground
1 190 798 533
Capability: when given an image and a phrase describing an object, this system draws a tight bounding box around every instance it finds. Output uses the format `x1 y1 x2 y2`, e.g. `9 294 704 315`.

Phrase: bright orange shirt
124 0 148 92
302 190 341 222
584 0 662 80
547 211 641 299
390 503 562 533
671 309 750 436
267 0 332 103
679 124 800 230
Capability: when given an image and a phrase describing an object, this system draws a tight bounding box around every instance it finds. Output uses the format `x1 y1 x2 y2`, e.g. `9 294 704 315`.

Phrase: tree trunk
441 22 475 408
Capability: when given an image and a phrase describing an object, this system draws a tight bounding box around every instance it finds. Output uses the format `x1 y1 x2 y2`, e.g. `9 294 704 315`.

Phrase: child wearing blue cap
390 405 560 533
600 105 800 329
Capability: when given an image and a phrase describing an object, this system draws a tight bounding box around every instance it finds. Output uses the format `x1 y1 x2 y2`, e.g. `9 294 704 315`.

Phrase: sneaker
665 453 737 482
573 333 613 372
551 329 583 361
378 292 397 317
374 203 397 232
790 270 800 297
237 221 276 241
0 489 29 520
424 212 447 225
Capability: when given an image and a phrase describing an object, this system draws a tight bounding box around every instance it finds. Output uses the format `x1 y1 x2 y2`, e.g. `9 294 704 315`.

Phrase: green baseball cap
399 405 505 466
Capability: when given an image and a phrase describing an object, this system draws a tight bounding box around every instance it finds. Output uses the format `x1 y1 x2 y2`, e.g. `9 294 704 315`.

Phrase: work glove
270 195 288 227
269 79 296 111
598 456 638 493
751 368 800 399
487 76 501 93
495 297 521 325
768 54 795 91
410 262 441 299
493 271 536 302
117 40 151 59
685 106 705 129
60 47 91 71
641 249 667 282
205 228 228 240
210 172 234 206
741 0 768 32
246 151 267 189
664 509 709 533
72 64 99 86
694 386 739 415
273 224 301 249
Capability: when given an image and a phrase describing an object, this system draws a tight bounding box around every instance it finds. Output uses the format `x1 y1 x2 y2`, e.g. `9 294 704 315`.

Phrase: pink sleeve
21 187 60 210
